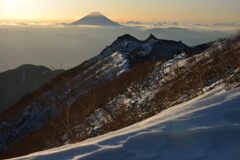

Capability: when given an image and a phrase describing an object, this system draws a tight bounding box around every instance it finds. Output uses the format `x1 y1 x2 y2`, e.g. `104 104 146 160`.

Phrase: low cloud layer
0 24 236 72
122 21 240 31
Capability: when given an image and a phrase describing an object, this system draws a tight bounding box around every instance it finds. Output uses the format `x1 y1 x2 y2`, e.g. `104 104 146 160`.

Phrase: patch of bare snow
11 87 240 160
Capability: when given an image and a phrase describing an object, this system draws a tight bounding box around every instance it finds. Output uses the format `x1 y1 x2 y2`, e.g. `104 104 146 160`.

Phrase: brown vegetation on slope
1 34 239 159
0 61 156 159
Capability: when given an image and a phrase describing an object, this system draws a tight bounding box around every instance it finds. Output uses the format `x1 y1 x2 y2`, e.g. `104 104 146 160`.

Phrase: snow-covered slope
11 87 240 160
0 34 199 157
1 34 238 159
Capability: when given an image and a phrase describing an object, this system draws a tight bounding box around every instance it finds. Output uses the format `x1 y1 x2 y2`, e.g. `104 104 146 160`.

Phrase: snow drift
11 87 240 160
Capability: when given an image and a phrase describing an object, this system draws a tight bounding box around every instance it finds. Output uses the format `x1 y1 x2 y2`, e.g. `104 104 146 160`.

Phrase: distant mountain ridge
70 12 121 26
146 27 230 46
0 64 63 113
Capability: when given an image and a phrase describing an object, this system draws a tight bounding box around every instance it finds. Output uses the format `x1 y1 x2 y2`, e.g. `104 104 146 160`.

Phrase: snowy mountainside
59 37 239 148
0 34 203 158
11 87 240 160
0 34 239 159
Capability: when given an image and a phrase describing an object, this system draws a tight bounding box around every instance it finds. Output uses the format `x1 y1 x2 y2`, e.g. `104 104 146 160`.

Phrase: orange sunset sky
0 0 240 23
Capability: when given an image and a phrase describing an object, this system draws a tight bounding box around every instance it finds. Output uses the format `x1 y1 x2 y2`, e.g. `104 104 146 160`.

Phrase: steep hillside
10 87 240 160
0 34 239 159
0 65 63 113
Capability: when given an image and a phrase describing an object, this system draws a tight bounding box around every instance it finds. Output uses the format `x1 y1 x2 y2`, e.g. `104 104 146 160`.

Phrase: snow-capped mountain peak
70 12 120 26
87 12 104 17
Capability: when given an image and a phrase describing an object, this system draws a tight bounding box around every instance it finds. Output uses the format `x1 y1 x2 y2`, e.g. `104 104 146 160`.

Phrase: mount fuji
70 12 121 26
